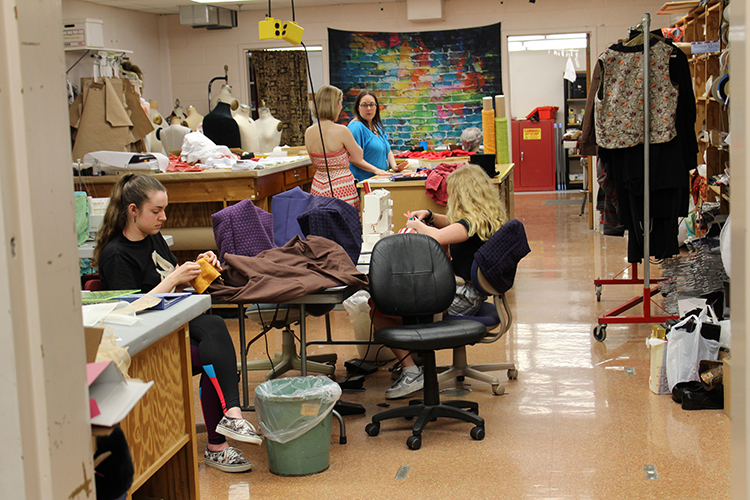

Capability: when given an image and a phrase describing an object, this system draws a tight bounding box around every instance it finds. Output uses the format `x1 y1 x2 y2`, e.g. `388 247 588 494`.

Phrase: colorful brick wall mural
328 24 502 151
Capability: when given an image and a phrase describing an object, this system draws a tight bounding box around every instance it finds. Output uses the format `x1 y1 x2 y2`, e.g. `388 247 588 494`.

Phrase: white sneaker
215 416 263 445
385 368 424 399
204 446 252 473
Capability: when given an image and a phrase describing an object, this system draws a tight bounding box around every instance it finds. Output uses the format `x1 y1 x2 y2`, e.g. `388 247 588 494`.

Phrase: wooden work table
75 157 313 260
359 163 515 233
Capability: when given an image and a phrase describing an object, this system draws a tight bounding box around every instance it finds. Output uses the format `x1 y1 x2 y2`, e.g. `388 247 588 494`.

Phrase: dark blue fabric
297 196 362 265
474 219 531 294
443 301 500 327
211 199 276 265
271 186 313 247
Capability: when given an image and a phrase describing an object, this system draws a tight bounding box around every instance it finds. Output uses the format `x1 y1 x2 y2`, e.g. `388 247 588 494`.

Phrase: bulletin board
328 23 502 151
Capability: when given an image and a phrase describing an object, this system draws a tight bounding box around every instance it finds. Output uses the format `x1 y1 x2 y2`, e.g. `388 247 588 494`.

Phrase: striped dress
309 147 360 210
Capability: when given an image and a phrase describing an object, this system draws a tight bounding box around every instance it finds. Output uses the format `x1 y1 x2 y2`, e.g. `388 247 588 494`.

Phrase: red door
511 119 556 191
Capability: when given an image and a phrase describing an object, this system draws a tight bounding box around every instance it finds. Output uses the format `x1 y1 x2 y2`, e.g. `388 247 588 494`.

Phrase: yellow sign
523 128 542 140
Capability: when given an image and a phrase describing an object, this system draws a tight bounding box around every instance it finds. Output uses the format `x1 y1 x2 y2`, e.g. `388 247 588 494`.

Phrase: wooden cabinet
672 0 729 213
511 119 556 192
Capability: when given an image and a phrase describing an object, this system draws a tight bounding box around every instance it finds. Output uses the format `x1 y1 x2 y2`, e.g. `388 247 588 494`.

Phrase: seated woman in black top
381 164 508 399
93 173 260 474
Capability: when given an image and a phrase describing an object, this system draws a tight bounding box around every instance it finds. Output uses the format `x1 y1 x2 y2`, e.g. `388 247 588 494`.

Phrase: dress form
203 101 241 149
146 106 167 155
233 104 259 153
257 105 283 153
159 116 191 153
184 105 204 132
215 84 239 112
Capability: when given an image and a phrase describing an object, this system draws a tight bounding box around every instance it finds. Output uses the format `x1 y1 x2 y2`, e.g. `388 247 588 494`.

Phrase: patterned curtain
250 50 308 147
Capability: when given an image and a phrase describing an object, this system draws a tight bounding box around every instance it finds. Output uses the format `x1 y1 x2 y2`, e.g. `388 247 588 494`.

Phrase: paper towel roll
482 109 496 154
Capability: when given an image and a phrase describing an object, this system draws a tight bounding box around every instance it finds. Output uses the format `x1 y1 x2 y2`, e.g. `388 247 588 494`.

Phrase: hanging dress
309 147 361 210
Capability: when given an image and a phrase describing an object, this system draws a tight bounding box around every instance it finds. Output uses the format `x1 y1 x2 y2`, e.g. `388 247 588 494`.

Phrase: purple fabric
297 196 362 265
212 199 276 265
271 186 313 247
474 219 531 294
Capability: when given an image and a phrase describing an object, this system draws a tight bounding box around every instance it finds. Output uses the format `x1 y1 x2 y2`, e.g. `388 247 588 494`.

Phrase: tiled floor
194 191 730 499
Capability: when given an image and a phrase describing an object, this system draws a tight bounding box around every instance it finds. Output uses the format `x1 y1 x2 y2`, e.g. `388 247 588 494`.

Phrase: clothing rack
593 13 679 342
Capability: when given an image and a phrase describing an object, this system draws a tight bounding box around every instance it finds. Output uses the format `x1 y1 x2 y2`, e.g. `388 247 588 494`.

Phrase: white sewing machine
362 189 393 252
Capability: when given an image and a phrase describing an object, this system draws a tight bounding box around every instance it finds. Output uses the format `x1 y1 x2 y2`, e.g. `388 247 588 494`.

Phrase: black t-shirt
449 219 487 282
98 232 177 292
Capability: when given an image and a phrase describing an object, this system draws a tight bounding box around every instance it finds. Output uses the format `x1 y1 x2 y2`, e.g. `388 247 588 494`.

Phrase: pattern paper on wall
328 24 502 151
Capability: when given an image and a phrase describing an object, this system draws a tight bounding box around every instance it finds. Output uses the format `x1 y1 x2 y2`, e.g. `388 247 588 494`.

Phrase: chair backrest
84 278 105 291
211 199 276 265
271 186 313 247
472 219 531 295
297 196 362 265
369 233 455 321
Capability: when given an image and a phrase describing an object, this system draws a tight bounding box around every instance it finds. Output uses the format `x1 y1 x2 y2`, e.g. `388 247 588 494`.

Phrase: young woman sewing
382 164 508 399
93 173 261 474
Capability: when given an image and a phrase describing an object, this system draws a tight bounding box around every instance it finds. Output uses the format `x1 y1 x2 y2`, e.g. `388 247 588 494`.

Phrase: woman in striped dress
305 85 387 210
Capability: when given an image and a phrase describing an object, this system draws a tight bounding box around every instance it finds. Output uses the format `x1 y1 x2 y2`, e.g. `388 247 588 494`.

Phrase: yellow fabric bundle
190 257 221 294
482 109 496 154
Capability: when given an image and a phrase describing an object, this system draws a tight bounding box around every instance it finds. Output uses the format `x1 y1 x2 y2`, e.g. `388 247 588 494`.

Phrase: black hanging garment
202 101 241 149
595 35 697 263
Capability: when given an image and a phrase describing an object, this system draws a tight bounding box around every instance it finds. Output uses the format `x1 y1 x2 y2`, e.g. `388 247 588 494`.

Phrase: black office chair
364 233 488 450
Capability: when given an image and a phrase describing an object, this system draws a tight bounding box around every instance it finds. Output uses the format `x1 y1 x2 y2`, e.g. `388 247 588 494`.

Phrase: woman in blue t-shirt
348 89 406 182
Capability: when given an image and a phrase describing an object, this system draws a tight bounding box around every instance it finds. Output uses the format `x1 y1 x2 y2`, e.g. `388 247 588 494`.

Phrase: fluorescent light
508 35 545 42
546 33 587 40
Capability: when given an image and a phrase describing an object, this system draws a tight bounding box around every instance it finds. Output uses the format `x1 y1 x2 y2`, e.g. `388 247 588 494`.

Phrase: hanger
622 28 666 48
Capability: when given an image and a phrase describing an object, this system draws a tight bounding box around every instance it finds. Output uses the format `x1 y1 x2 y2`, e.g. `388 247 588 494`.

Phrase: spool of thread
495 117 510 164
482 109 496 154
494 95 506 118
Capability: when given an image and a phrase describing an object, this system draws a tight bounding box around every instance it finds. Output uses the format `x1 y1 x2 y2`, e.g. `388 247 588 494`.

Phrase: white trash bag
665 306 721 391
342 290 395 363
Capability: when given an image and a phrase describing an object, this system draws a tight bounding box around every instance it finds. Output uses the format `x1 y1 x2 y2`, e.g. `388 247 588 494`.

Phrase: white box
63 18 104 49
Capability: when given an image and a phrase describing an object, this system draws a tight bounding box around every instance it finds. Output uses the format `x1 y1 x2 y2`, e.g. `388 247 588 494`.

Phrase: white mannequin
159 115 191 153
233 104 260 153
215 84 239 111
184 105 204 132
146 101 167 155
257 105 283 153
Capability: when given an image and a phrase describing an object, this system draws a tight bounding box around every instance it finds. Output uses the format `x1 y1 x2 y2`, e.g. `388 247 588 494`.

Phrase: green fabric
74 191 89 245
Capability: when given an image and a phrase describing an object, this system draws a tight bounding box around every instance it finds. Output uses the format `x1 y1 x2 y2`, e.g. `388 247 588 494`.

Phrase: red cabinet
511 119 556 192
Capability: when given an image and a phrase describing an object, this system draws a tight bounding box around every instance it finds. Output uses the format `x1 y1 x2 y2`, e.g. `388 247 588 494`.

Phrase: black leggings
189 314 240 445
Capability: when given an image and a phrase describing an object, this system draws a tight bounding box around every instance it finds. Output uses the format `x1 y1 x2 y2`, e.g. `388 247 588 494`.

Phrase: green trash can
255 376 342 476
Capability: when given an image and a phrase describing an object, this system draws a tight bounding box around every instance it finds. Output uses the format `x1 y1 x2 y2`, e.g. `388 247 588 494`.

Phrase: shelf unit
671 0 729 215
563 71 588 189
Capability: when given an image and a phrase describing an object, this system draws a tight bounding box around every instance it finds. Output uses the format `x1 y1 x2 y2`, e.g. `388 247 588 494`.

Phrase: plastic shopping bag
665 306 721 391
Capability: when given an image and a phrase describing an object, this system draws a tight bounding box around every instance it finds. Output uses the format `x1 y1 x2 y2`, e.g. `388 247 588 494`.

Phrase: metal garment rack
593 13 679 342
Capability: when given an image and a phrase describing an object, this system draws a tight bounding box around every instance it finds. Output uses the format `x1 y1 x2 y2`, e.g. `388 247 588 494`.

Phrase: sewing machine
362 189 393 252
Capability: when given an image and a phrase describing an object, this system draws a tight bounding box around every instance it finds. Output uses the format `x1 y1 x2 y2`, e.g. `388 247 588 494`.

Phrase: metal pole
642 13 651 314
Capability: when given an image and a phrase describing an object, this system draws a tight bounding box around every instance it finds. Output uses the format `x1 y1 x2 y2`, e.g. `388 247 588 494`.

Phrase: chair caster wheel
470 426 485 441
406 435 421 450
593 324 607 342
507 369 518 380
365 423 380 436
492 384 505 396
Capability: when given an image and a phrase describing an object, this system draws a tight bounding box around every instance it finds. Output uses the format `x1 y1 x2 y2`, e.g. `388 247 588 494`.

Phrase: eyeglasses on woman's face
359 103 378 109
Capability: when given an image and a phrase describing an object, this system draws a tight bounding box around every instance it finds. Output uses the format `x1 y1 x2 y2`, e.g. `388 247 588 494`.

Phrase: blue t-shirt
348 120 391 182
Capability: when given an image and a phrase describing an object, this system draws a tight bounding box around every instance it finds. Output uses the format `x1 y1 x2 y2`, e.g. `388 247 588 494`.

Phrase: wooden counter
77 157 313 260
359 163 515 233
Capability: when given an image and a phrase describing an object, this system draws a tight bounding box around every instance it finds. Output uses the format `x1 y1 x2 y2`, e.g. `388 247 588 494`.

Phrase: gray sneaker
385 368 424 399
216 416 263 445
204 446 252 473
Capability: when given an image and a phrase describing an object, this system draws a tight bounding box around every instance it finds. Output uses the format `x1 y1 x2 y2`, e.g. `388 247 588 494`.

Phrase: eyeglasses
359 103 378 109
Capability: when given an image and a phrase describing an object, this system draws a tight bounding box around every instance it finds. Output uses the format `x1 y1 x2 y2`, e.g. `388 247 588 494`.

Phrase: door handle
521 151 524 161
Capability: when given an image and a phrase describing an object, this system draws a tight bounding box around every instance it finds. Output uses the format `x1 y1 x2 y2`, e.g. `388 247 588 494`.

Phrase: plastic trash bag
665 306 721 391
254 376 341 444
342 290 395 362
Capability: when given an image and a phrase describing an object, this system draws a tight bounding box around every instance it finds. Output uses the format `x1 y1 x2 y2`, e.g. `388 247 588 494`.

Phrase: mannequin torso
159 117 191 153
215 85 239 111
257 107 283 153
184 106 204 132
233 105 259 153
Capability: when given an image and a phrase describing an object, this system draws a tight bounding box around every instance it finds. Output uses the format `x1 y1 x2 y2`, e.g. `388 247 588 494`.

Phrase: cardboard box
648 325 669 394
84 326 104 364
87 361 153 426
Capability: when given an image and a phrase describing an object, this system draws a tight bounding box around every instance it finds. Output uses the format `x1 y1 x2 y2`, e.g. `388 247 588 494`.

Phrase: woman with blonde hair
305 85 383 209
382 164 507 399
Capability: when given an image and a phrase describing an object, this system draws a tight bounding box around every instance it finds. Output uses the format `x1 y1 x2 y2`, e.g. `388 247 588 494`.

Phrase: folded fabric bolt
190 257 221 294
